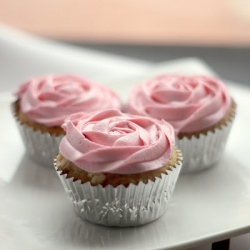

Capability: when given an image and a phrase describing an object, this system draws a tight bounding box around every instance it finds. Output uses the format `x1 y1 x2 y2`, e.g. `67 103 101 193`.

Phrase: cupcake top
15 74 122 127
127 75 231 134
59 109 175 174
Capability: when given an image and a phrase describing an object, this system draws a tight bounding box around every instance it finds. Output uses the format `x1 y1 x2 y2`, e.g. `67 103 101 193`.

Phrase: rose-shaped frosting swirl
15 74 122 127
59 109 175 174
127 75 231 133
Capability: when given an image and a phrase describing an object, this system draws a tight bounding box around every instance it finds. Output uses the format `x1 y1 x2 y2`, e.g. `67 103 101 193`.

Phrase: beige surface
0 1 250 45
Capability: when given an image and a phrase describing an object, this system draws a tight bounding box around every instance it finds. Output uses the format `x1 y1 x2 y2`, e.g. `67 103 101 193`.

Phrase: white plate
1 77 250 250
1 25 250 250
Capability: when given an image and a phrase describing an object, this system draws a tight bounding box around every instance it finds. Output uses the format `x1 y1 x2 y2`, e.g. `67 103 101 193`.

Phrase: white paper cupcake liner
54 151 182 227
12 102 64 167
176 106 236 174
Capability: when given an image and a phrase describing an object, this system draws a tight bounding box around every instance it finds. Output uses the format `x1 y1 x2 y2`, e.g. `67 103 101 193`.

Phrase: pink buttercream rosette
127 75 236 173
12 74 122 167
54 109 182 226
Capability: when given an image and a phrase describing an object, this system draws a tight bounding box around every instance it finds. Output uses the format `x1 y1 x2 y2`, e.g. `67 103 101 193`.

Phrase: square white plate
1 24 250 250
1 78 250 250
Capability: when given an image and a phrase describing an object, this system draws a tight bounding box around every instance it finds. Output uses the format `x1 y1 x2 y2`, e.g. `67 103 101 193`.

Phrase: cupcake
54 109 182 227
127 74 236 173
12 74 122 167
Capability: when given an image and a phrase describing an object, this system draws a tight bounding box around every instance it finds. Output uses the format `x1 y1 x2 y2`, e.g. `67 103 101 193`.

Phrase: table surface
70 43 250 87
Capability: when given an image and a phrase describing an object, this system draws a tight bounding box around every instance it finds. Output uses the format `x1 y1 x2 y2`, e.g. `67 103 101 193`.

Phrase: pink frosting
127 75 231 133
15 74 122 127
59 109 175 174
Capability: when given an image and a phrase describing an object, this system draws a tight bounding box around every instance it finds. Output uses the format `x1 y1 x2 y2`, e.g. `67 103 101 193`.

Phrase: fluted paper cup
177 105 236 174
54 151 182 227
11 101 64 167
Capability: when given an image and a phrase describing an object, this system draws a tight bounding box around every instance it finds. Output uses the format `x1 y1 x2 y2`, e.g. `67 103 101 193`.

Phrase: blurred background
0 0 250 84
1 0 250 46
